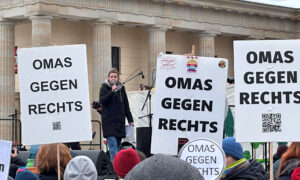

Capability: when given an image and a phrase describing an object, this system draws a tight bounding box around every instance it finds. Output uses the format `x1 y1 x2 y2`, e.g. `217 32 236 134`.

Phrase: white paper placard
18 44 92 145
151 54 228 155
0 140 12 180
179 138 226 180
234 40 300 142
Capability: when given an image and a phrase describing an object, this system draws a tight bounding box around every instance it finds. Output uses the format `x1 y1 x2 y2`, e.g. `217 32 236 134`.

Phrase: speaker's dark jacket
99 80 133 138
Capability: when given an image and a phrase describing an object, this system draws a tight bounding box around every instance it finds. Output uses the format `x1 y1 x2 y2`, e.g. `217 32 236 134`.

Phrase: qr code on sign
262 113 281 133
52 121 61 130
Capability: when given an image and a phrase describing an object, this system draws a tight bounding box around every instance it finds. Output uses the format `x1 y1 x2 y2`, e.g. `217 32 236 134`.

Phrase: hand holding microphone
111 80 118 91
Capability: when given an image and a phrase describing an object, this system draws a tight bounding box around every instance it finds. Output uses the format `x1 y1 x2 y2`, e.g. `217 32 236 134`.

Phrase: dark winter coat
224 159 268 180
9 156 27 178
278 158 300 180
99 80 133 138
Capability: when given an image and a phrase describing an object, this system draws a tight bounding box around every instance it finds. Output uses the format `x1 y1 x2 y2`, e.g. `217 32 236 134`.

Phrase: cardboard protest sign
179 138 225 180
234 40 300 142
0 140 12 180
18 44 92 145
151 54 228 155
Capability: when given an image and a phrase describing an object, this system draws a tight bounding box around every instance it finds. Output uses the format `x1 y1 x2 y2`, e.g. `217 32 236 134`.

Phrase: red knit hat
113 148 141 178
292 167 300 180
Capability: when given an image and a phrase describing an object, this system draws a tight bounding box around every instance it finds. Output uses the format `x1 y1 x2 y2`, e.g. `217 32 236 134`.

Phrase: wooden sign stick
57 144 61 180
270 142 274 180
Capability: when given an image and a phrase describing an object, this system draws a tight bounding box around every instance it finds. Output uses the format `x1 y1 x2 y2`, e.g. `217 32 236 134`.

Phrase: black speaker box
136 127 152 157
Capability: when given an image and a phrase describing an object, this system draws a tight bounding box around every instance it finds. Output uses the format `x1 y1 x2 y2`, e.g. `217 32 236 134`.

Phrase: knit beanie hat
64 156 97 180
292 167 300 180
15 170 38 180
124 154 204 180
113 148 141 178
29 145 40 159
222 137 243 159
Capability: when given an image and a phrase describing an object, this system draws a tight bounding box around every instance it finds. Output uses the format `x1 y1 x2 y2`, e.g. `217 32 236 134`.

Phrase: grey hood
64 156 97 180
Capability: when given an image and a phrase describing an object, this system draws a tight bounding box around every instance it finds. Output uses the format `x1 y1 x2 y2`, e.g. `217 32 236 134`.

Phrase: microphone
140 70 145 79
111 80 119 93
111 80 116 86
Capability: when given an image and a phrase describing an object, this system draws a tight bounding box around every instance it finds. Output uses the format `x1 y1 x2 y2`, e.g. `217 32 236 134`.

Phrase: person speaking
99 68 134 162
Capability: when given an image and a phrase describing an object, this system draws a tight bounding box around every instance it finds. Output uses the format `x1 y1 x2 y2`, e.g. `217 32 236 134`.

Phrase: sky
242 0 300 8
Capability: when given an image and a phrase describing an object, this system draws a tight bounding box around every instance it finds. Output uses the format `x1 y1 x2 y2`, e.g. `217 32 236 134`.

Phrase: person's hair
36 143 72 177
278 143 300 175
135 150 147 161
108 68 120 78
276 145 288 159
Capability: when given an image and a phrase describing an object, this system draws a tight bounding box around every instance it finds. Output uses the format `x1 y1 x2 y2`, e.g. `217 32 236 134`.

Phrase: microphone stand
140 69 156 128
140 89 153 127
122 71 143 85
136 69 155 157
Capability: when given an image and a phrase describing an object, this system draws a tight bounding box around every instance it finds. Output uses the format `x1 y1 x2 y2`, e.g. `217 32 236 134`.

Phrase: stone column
30 16 52 47
92 21 112 116
148 27 166 85
92 21 113 149
197 33 216 57
0 20 15 140
295 22 300 38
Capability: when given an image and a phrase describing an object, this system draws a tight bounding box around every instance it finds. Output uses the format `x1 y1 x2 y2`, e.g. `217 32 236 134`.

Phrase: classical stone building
0 0 298 145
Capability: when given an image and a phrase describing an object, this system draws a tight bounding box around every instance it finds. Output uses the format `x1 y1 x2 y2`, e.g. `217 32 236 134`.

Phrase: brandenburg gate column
148 27 166 85
92 21 112 119
0 20 15 140
197 33 216 57
30 16 52 47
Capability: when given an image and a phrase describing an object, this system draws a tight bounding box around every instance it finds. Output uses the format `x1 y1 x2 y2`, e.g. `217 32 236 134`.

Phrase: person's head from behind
15 170 38 180
36 143 72 176
278 142 300 174
222 137 244 165
113 148 141 178
135 149 147 161
124 154 204 180
108 68 120 84
29 145 40 159
64 156 97 180
276 145 288 159
291 167 300 180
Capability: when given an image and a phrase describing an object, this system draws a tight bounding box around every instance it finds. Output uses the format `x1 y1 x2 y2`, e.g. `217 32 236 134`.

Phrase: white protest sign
18 44 92 145
179 138 225 180
151 54 228 155
0 140 12 180
234 40 300 142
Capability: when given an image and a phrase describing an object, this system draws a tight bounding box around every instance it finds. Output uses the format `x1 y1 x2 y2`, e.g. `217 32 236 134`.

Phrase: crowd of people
9 142 205 180
8 68 300 180
9 138 300 180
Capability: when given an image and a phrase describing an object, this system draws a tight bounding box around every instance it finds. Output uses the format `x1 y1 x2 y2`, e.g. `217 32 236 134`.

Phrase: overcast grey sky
242 0 300 8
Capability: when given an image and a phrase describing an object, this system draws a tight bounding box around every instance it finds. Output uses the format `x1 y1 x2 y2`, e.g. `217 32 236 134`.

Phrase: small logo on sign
160 56 176 70
187 56 198 73
218 60 226 68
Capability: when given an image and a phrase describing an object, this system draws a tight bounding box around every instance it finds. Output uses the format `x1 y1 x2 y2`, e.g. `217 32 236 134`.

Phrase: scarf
221 158 247 179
